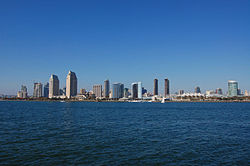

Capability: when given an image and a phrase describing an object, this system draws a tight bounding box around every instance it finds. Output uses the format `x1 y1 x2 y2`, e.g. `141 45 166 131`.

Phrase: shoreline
1 99 250 103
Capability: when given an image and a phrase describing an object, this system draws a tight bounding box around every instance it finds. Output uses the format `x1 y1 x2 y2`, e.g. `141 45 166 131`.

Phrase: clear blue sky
0 0 249 95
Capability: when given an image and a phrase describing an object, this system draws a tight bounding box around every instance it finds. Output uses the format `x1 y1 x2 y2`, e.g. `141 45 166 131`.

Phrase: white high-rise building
66 71 77 98
138 82 142 99
228 80 238 97
49 74 59 98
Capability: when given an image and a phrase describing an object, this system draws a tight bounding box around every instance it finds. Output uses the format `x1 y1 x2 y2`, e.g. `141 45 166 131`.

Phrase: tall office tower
215 88 223 95
228 80 238 97
131 83 138 99
120 84 124 98
17 85 28 98
66 71 77 98
93 85 102 98
33 83 43 98
195 86 201 94
112 83 124 99
131 82 142 99
164 78 170 97
49 75 59 98
104 80 110 98
43 82 49 98
154 79 158 96
138 82 142 99
124 88 129 98
179 90 184 95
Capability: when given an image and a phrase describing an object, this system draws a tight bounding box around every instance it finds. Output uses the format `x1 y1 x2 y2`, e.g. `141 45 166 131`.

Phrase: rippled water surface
0 101 249 165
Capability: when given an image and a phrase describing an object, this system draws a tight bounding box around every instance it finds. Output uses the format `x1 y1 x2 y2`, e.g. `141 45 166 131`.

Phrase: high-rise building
131 82 142 99
17 85 28 98
131 83 138 99
164 78 170 97
138 82 142 99
21 85 27 93
66 71 77 98
44 82 49 98
124 88 129 98
215 88 223 95
104 80 110 98
93 85 102 98
49 75 59 98
237 89 242 96
154 79 158 96
195 86 201 94
33 83 43 98
179 90 184 95
112 83 124 99
142 87 147 95
228 80 238 97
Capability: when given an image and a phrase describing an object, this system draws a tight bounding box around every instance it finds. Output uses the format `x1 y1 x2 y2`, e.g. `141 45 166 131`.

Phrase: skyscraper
164 78 169 97
49 75 59 98
138 82 142 99
17 85 28 98
228 80 238 97
66 71 77 98
44 82 49 98
33 83 43 98
131 83 138 99
124 88 129 98
112 83 124 99
93 85 102 98
131 82 142 99
104 80 110 98
195 86 201 94
154 79 158 96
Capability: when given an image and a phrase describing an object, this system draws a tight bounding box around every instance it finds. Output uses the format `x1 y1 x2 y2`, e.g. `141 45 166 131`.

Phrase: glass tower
228 80 238 97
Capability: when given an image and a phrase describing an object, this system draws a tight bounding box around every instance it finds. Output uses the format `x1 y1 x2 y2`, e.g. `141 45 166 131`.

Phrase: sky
0 0 249 95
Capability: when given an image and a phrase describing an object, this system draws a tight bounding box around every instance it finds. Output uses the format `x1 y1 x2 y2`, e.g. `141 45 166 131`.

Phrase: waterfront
0 101 249 165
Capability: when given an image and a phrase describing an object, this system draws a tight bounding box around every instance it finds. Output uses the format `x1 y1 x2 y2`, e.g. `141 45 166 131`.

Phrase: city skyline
1 70 250 96
0 0 249 95
12 71 248 99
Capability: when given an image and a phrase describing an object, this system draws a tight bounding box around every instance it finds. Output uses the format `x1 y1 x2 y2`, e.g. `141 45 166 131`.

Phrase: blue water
0 101 249 165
